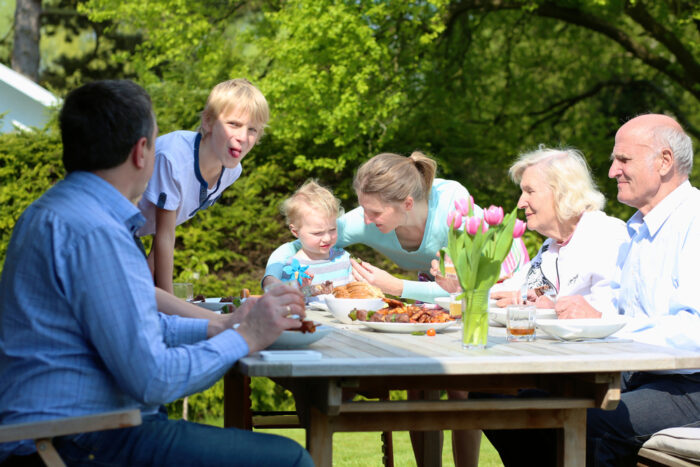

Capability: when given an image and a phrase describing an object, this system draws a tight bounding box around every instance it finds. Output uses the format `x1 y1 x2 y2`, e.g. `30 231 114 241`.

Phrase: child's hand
301 272 315 288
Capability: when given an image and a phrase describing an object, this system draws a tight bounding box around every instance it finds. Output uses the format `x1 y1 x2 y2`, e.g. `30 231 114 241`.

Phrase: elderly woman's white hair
509 145 605 222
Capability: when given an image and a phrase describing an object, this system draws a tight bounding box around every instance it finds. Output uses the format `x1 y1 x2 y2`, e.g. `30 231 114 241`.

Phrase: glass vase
462 289 490 349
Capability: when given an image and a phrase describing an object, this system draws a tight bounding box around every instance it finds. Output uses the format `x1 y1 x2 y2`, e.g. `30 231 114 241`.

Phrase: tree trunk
12 0 42 82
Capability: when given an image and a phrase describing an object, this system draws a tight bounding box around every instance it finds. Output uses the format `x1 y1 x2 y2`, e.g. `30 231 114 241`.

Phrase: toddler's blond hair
281 180 343 228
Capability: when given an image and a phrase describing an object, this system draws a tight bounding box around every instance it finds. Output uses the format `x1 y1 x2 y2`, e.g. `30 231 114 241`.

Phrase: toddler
267 180 353 292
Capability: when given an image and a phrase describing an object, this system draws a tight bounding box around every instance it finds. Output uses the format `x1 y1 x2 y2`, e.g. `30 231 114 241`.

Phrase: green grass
256 429 504 467
201 416 503 466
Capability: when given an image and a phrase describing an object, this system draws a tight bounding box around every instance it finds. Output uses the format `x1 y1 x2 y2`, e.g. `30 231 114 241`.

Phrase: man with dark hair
0 80 312 466
59 80 156 173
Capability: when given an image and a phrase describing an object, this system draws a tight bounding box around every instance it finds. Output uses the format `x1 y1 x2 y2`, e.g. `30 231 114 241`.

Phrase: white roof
0 62 59 107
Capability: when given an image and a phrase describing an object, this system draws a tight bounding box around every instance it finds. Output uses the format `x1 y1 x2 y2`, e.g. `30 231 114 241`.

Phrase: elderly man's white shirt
616 181 700 354
495 210 627 315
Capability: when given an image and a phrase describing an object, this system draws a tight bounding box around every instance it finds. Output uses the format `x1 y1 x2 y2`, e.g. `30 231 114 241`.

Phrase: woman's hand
350 258 404 297
429 259 461 293
490 290 519 308
490 289 556 308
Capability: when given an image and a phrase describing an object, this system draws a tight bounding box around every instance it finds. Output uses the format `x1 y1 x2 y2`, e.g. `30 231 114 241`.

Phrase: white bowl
434 297 450 310
324 296 386 324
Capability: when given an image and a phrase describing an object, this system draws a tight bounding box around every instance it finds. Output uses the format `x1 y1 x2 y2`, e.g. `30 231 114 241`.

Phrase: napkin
258 350 322 361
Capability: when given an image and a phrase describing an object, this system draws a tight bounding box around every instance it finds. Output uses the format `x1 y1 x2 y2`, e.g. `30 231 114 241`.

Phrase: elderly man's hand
534 295 556 309
350 258 403 297
555 295 601 319
235 283 306 354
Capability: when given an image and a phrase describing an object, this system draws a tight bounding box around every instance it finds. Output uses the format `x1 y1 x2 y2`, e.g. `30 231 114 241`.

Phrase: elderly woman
490 146 628 318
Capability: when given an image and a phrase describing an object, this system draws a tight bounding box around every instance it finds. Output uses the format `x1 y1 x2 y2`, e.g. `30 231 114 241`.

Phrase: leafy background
1 0 699 419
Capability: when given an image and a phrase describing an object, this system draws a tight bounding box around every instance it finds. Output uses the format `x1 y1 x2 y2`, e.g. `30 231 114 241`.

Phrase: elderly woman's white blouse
494 210 628 316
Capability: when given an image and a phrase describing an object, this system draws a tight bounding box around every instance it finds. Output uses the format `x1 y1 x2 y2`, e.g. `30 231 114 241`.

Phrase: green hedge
0 130 64 261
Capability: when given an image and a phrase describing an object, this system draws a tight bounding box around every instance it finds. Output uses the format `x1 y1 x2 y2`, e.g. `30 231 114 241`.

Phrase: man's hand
429 259 461 293
534 295 556 309
235 283 306 354
350 258 403 297
555 295 601 319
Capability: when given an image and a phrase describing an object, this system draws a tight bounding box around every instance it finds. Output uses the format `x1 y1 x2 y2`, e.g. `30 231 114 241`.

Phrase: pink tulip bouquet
440 197 526 348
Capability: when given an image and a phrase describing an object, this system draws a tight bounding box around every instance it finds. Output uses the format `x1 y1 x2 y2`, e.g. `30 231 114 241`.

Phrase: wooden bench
0 409 142 467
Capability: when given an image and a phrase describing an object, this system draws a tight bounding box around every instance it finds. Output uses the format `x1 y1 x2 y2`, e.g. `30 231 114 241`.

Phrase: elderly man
481 114 700 467
0 80 312 466
584 114 700 465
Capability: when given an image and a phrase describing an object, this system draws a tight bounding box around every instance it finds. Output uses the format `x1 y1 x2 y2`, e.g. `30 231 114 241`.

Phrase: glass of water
173 282 194 301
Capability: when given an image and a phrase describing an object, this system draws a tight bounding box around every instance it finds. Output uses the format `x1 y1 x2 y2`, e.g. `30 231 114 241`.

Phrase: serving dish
324 296 386 324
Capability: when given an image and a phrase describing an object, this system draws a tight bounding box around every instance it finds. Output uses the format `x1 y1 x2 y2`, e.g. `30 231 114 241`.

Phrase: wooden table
224 311 700 467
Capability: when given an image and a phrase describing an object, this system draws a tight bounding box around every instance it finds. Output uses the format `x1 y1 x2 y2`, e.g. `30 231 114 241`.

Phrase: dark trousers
480 372 700 467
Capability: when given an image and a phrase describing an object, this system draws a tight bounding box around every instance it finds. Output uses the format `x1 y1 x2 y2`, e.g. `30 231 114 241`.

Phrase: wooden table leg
422 390 442 467
307 406 333 467
223 371 251 429
559 409 586 467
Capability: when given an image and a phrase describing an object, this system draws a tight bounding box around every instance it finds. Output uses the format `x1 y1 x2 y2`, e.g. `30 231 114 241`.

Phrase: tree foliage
39 0 143 91
73 0 698 215
3 0 700 419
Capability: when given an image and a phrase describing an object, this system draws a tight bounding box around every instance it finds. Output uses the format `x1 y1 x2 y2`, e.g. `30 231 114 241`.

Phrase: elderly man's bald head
615 114 693 177
618 114 684 134
610 114 693 214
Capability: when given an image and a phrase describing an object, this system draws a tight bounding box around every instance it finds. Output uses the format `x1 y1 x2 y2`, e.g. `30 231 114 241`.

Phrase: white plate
325 296 386 324
361 321 456 334
306 294 332 311
488 307 557 327
537 318 627 340
267 325 333 350
192 298 230 311
434 296 497 310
